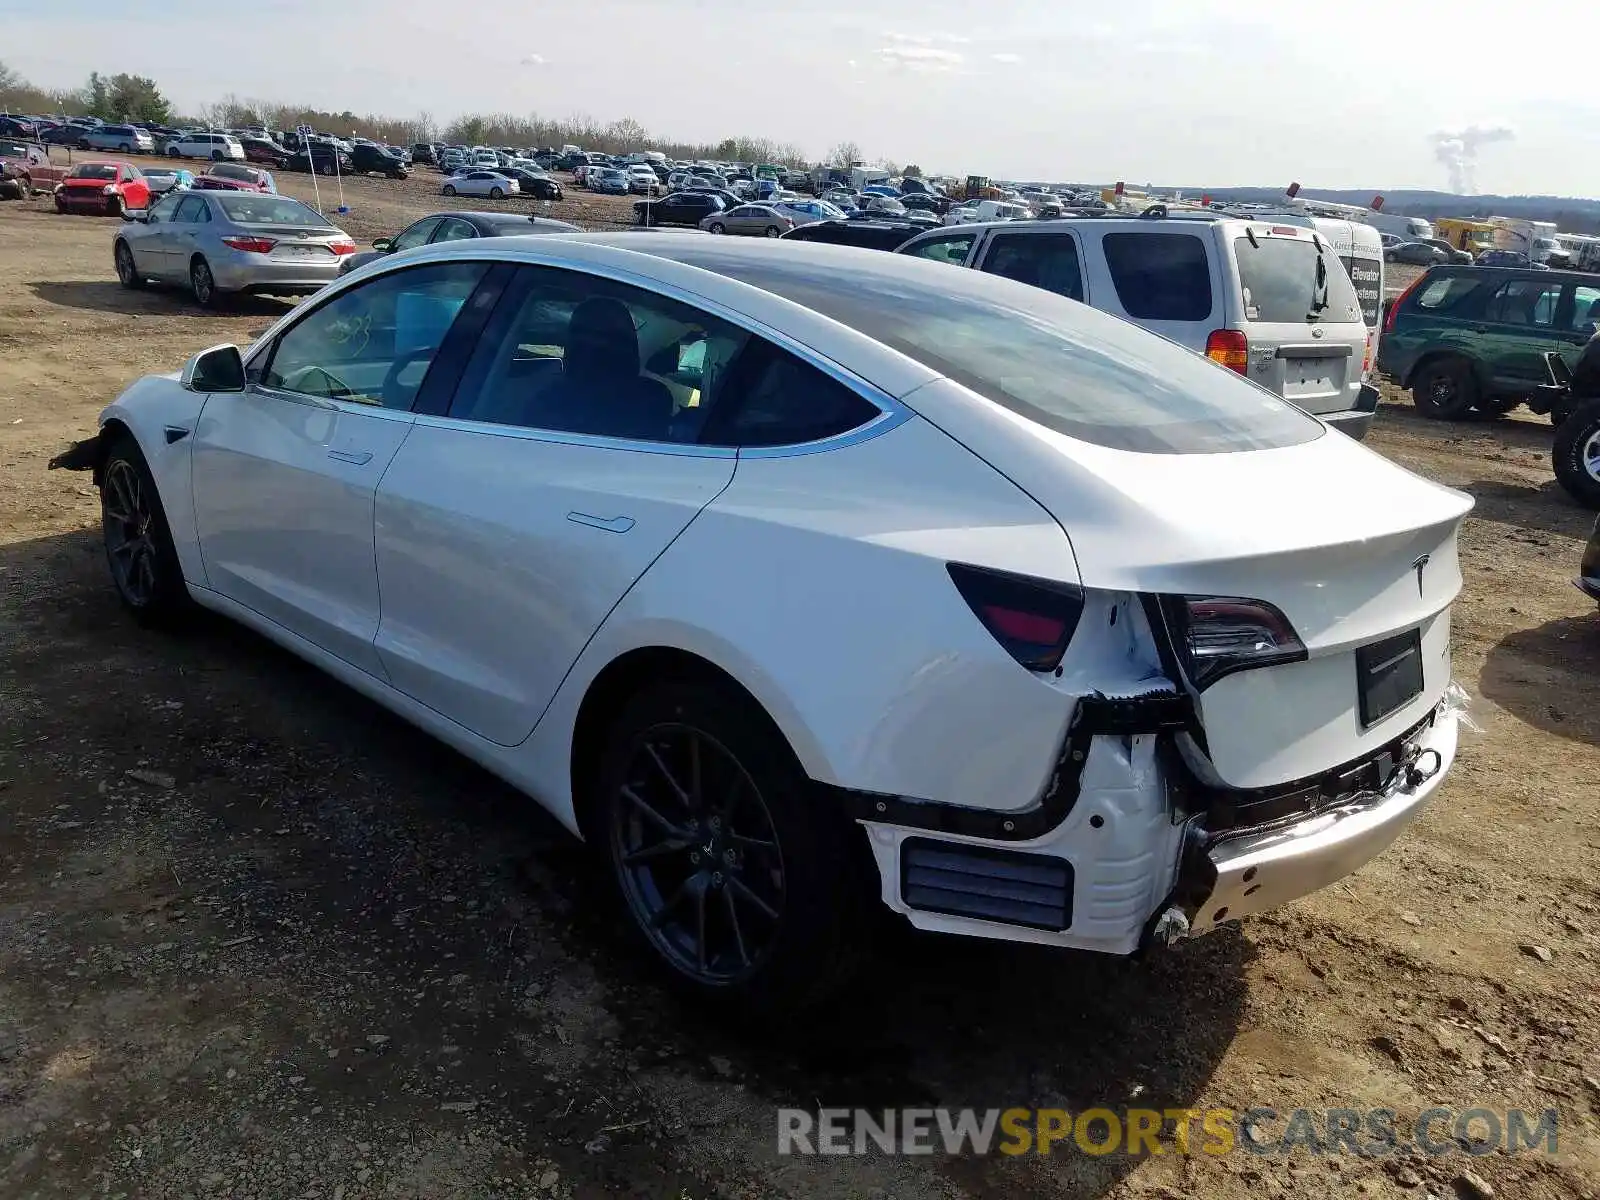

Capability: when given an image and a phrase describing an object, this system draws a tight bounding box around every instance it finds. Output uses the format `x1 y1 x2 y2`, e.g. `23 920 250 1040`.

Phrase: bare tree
829 140 862 166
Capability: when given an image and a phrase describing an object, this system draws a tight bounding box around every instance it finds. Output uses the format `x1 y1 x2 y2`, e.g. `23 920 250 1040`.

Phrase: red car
55 161 150 216
192 163 274 192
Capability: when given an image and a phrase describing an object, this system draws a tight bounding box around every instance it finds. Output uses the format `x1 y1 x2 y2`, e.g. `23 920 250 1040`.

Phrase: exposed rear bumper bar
1174 706 1456 937
1318 384 1381 441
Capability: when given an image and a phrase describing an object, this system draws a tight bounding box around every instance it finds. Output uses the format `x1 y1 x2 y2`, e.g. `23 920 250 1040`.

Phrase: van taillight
1205 329 1249 374
947 563 1084 673
1362 331 1373 377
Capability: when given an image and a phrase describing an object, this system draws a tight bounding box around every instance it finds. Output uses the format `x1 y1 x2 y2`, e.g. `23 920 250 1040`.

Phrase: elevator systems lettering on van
1313 218 1385 329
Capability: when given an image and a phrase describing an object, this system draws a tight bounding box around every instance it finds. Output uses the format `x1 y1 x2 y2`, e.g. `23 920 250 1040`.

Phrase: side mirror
180 343 246 393
371 237 391 251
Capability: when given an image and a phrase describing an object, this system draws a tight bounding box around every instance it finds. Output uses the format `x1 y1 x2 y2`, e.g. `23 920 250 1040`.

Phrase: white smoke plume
1430 124 1514 194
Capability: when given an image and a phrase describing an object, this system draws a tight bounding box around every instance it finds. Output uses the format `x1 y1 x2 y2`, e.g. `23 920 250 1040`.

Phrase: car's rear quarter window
1413 273 1486 313
1102 232 1213 321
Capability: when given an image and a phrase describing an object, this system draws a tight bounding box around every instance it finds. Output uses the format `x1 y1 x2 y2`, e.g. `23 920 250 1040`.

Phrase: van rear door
1230 225 1369 418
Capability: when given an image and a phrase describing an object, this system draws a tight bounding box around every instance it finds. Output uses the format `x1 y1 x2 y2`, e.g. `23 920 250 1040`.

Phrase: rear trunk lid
903 379 1472 788
1229 224 1370 417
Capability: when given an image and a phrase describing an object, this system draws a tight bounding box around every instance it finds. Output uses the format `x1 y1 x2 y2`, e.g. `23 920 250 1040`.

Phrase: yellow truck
1435 218 1497 255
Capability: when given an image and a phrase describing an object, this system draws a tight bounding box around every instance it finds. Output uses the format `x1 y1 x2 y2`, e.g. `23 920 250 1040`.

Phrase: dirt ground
1 169 1598 1200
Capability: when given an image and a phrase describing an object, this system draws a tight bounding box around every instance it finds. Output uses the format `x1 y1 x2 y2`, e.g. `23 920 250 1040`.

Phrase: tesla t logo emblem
1411 554 1430 598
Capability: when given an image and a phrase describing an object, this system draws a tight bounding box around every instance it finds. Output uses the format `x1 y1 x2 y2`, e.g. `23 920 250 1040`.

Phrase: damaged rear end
853 349 1470 954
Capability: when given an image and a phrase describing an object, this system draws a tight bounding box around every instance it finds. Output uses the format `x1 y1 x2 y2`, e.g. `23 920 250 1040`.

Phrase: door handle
327 448 373 465
567 512 635 534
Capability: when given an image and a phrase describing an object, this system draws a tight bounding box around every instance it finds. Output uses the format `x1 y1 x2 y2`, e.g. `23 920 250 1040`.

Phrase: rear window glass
666 244 1323 454
1342 255 1383 327
1233 235 1362 325
1102 232 1213 321
215 195 328 226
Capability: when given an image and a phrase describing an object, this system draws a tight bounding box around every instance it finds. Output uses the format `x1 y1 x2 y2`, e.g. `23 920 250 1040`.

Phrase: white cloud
520 53 546 66
882 31 970 45
876 45 965 73
990 52 1023 64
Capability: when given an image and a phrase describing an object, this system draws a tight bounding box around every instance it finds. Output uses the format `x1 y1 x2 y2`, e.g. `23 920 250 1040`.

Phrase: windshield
1233 234 1363 325
70 164 119 180
667 244 1324 454
216 195 331 226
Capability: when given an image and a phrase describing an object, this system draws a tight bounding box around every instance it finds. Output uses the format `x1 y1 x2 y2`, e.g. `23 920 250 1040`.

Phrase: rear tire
764 226 781 237
211 150 224 162
1411 357 1478 419
592 679 873 1013
707 221 725 235
101 435 189 624
490 186 504 199
118 142 131 153
1553 401 1600 508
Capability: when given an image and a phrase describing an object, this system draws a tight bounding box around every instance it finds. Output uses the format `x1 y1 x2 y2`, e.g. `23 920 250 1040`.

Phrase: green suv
1378 264 1600 421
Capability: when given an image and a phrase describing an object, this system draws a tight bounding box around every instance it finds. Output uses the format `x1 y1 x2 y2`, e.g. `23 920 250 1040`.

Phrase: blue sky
7 0 1598 195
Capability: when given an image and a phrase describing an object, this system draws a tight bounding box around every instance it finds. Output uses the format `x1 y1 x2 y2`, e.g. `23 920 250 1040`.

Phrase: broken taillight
948 563 1084 673
1159 595 1307 690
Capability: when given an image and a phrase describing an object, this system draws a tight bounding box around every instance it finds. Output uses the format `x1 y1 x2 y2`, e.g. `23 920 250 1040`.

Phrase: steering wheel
380 348 437 409
280 363 355 399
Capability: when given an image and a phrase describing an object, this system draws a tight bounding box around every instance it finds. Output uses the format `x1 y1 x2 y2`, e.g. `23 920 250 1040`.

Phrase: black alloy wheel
609 722 787 986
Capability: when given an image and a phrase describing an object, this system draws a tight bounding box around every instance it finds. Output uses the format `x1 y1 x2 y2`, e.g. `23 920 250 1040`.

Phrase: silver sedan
113 191 356 307
698 203 796 237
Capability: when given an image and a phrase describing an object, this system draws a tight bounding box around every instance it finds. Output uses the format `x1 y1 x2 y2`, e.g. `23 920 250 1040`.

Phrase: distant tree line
0 60 819 166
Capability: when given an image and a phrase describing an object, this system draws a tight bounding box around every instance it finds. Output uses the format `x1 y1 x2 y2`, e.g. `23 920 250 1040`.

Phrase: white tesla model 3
53 234 1472 1008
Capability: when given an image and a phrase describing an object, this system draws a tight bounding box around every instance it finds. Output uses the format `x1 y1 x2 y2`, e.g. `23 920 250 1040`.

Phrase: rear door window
1341 255 1383 327
1102 232 1212 320
1483 279 1561 327
980 233 1084 301
1233 234 1361 325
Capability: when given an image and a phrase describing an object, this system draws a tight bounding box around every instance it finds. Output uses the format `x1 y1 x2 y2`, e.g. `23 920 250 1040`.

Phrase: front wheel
594 679 872 1011
106 195 123 218
102 436 188 623
114 241 145 289
319 163 334 176
1411 358 1478 419
1553 401 1600 507
442 184 456 196
190 258 218 309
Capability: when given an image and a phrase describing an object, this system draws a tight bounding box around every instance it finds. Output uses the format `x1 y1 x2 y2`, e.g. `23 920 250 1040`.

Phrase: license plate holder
1355 628 1423 728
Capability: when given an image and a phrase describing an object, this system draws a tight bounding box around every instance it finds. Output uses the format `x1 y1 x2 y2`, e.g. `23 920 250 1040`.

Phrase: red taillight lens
948 563 1085 673
328 239 357 255
1205 329 1249 374
221 236 275 253
1361 331 1373 377
1159 595 1307 690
